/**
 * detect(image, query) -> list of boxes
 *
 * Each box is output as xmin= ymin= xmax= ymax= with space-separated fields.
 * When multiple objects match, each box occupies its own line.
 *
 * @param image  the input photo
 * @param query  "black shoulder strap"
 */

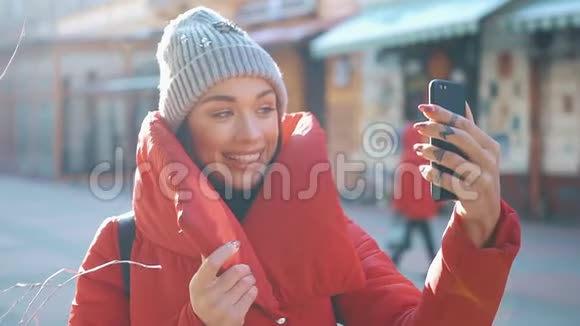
xmin=117 ymin=211 xmax=136 ymax=298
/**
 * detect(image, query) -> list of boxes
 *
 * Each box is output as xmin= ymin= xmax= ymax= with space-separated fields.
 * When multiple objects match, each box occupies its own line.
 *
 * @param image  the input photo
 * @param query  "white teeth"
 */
xmin=226 ymin=153 xmax=260 ymax=163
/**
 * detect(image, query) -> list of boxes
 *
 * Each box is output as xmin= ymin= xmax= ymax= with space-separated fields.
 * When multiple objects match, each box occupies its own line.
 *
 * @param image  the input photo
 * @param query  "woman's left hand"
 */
xmin=412 ymin=102 xmax=501 ymax=248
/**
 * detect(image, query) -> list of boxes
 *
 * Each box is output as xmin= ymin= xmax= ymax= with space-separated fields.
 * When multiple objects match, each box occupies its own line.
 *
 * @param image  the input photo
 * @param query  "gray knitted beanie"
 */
xmin=156 ymin=6 xmax=288 ymax=132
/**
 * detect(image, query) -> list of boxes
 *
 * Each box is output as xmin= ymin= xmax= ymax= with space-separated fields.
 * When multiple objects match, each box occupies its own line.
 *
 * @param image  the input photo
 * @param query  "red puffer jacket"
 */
xmin=69 ymin=111 xmax=521 ymax=326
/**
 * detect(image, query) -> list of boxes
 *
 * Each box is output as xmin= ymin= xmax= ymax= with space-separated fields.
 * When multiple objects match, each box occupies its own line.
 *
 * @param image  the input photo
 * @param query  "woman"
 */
xmin=389 ymin=121 xmax=442 ymax=267
xmin=69 ymin=7 xmax=521 ymax=326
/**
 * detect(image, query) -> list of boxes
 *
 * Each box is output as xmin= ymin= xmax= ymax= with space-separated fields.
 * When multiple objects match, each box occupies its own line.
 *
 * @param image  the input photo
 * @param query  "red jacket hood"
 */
xmin=132 ymin=111 xmax=366 ymax=318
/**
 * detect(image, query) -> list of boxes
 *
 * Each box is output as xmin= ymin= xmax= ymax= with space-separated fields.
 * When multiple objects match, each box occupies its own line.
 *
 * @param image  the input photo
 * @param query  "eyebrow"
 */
xmin=200 ymin=89 xmax=275 ymax=104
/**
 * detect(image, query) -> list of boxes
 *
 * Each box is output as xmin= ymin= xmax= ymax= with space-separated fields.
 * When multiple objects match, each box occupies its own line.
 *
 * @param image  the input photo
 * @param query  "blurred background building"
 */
xmin=1 ymin=0 xmax=579 ymax=221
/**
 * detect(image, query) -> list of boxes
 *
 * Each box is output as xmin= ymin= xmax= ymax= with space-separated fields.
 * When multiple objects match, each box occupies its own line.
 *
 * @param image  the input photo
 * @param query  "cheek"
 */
xmin=189 ymin=125 xmax=230 ymax=164
xmin=264 ymin=114 xmax=280 ymax=140
xmin=263 ymin=119 xmax=280 ymax=152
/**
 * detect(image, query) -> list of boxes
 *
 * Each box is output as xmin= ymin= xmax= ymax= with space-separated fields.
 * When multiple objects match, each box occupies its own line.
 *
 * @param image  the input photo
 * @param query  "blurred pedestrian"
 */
xmin=69 ymin=6 xmax=521 ymax=326
xmin=389 ymin=121 xmax=441 ymax=266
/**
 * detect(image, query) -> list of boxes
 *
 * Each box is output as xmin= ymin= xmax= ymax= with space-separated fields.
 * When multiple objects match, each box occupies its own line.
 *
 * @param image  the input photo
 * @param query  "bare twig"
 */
xmin=0 ymin=285 xmax=36 ymax=323
xmin=19 ymin=261 xmax=161 ymax=325
xmin=0 ymin=260 xmax=161 ymax=325
xmin=1 ymin=283 xmax=42 ymax=295
xmin=19 ymin=268 xmax=66 ymax=325
xmin=0 ymin=17 xmax=26 ymax=81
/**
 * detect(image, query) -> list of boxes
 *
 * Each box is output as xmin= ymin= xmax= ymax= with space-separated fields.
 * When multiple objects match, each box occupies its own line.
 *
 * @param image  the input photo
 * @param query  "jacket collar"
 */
xmin=133 ymin=111 xmax=365 ymax=317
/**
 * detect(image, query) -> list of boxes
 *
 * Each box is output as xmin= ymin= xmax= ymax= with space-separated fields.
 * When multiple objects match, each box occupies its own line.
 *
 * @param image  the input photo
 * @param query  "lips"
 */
xmin=224 ymin=152 xmax=261 ymax=163
xmin=223 ymin=150 xmax=264 ymax=170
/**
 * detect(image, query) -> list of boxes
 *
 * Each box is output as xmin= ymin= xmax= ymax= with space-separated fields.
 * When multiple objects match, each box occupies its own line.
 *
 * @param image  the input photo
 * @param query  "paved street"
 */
xmin=342 ymin=203 xmax=580 ymax=326
xmin=1 ymin=176 xmax=579 ymax=325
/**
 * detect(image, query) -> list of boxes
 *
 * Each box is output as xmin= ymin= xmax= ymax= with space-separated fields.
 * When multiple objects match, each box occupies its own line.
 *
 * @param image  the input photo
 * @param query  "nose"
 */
xmin=235 ymin=113 xmax=262 ymax=143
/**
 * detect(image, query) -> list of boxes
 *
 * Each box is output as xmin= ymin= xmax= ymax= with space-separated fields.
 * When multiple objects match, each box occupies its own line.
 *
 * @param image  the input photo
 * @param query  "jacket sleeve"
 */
xmin=333 ymin=199 xmax=521 ymax=326
xmin=68 ymin=217 xmax=204 ymax=326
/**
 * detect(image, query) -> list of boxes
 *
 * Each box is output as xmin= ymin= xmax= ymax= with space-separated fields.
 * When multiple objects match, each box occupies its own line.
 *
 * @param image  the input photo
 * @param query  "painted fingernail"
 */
xmin=413 ymin=144 xmax=424 ymax=152
xmin=413 ymin=122 xmax=428 ymax=129
xmin=418 ymin=104 xmax=435 ymax=112
xmin=230 ymin=240 xmax=240 ymax=249
xmin=419 ymin=165 xmax=428 ymax=174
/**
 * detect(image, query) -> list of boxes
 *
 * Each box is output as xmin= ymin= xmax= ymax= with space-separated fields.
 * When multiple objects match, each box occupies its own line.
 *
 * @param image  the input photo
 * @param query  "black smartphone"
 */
xmin=428 ymin=79 xmax=466 ymax=201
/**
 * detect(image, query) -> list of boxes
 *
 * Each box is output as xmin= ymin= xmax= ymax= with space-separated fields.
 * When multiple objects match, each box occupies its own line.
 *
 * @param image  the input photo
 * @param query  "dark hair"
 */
xmin=176 ymin=122 xmax=196 ymax=162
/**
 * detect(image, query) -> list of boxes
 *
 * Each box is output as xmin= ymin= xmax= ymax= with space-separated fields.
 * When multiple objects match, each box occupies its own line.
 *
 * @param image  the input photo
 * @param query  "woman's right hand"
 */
xmin=189 ymin=241 xmax=257 ymax=326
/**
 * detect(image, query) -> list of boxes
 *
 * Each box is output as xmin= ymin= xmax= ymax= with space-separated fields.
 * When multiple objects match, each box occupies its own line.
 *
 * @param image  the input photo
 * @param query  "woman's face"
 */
xmin=185 ymin=77 xmax=280 ymax=191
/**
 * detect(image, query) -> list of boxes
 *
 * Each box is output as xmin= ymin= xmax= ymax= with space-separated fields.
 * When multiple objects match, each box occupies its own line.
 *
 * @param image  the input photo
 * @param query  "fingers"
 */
xmin=413 ymin=121 xmax=494 ymax=169
xmin=212 ymin=264 xmax=252 ymax=294
xmin=465 ymin=102 xmax=475 ymax=122
xmin=419 ymin=103 xmax=498 ymax=153
xmin=190 ymin=241 xmax=257 ymax=326
xmin=196 ymin=240 xmax=240 ymax=285
xmin=419 ymin=164 xmax=482 ymax=201
xmin=223 ymin=274 xmax=257 ymax=306
xmin=233 ymin=285 xmax=258 ymax=318
xmin=210 ymin=267 xmax=256 ymax=324
xmin=464 ymin=102 xmax=501 ymax=159
xmin=414 ymin=143 xmax=466 ymax=172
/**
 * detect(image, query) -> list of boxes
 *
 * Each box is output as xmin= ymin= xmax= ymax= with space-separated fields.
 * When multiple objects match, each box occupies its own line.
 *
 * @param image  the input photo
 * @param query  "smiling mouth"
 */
xmin=223 ymin=151 xmax=263 ymax=164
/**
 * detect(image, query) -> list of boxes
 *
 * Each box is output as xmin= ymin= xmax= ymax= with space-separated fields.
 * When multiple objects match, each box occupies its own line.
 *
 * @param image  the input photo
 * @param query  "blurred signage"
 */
xmin=236 ymin=0 xmax=317 ymax=26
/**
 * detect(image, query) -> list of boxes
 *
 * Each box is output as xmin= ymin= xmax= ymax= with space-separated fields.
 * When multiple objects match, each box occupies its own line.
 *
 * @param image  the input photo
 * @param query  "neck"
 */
xmin=210 ymin=178 xmax=261 ymax=223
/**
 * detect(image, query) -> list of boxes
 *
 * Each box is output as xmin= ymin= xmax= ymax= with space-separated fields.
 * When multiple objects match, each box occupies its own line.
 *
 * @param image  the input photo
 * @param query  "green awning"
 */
xmin=503 ymin=0 xmax=580 ymax=33
xmin=310 ymin=0 xmax=509 ymax=58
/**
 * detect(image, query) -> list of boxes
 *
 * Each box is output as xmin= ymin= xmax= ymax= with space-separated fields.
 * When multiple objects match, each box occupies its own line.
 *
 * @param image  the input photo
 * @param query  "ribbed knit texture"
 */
xmin=156 ymin=6 xmax=288 ymax=132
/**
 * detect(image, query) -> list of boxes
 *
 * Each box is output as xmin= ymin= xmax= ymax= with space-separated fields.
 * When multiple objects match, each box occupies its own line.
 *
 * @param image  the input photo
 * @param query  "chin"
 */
xmin=231 ymin=172 xmax=263 ymax=192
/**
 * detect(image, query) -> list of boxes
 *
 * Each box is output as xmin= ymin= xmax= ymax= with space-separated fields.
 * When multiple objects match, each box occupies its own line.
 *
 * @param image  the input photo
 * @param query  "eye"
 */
xmin=211 ymin=110 xmax=233 ymax=120
xmin=257 ymin=106 xmax=276 ymax=115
